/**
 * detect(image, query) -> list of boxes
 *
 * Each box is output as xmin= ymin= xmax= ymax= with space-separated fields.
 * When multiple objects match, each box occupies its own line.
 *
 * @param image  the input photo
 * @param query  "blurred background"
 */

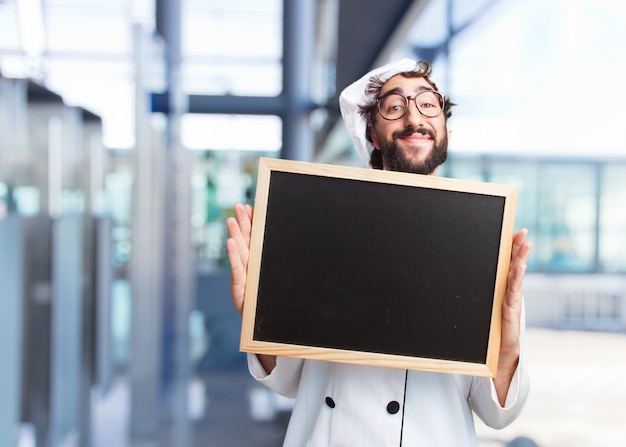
xmin=1 ymin=0 xmax=625 ymax=446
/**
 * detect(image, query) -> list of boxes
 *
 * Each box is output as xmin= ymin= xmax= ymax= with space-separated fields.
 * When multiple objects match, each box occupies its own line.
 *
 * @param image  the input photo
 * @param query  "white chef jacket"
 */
xmin=249 ymin=353 xmax=529 ymax=446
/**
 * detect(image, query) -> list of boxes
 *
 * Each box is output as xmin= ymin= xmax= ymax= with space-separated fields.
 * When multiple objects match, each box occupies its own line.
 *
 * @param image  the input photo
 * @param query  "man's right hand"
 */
xmin=226 ymin=203 xmax=278 ymax=374
xmin=226 ymin=202 xmax=253 ymax=316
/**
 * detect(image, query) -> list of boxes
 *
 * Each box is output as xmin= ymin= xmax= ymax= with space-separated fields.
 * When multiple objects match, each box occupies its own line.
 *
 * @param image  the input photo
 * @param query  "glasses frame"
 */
xmin=376 ymin=90 xmax=446 ymax=121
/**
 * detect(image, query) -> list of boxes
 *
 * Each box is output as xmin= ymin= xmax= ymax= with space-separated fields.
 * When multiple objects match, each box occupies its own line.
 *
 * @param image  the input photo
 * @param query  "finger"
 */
xmin=226 ymin=237 xmax=245 ymax=287
xmin=510 ymin=229 xmax=531 ymax=272
xmin=506 ymin=242 xmax=532 ymax=306
xmin=234 ymin=203 xmax=253 ymax=246
xmin=507 ymin=261 xmax=527 ymax=298
xmin=226 ymin=238 xmax=245 ymax=315
xmin=504 ymin=229 xmax=531 ymax=303
xmin=243 ymin=203 xmax=253 ymax=220
xmin=226 ymin=216 xmax=250 ymax=268
xmin=510 ymin=228 xmax=528 ymax=260
xmin=511 ymin=240 xmax=532 ymax=275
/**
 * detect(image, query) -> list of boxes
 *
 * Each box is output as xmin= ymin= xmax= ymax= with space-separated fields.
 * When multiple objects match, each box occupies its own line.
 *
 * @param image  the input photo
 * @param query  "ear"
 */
xmin=369 ymin=124 xmax=380 ymax=149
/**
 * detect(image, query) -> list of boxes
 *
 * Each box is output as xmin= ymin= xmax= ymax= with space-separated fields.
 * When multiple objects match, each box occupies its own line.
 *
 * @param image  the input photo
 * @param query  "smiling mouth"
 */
xmin=402 ymin=133 xmax=430 ymax=140
xmin=396 ymin=132 xmax=433 ymax=148
xmin=394 ymin=127 xmax=434 ymax=140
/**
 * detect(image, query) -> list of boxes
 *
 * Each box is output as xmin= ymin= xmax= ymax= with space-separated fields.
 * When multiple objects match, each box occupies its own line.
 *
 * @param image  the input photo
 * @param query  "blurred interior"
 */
xmin=1 ymin=0 xmax=625 ymax=446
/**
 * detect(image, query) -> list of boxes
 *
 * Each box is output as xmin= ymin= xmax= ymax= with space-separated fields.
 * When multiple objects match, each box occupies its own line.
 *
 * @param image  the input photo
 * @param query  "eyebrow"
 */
xmin=379 ymin=85 xmax=435 ymax=97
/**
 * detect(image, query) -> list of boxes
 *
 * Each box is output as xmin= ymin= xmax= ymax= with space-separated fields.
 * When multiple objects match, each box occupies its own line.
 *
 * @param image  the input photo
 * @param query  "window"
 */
xmin=535 ymin=164 xmax=597 ymax=272
xmin=599 ymin=164 xmax=626 ymax=272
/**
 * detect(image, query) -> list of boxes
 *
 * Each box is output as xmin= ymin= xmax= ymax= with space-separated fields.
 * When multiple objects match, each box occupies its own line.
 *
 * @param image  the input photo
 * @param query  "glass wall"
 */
xmin=600 ymin=164 xmax=626 ymax=272
xmin=190 ymin=149 xmax=278 ymax=271
xmin=536 ymin=163 xmax=597 ymax=272
xmin=441 ymin=157 xmax=626 ymax=274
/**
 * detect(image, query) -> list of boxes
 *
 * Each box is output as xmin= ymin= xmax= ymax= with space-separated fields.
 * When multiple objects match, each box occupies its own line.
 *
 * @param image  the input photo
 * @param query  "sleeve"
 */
xmin=247 ymin=353 xmax=305 ymax=398
xmin=469 ymin=299 xmax=531 ymax=429
xmin=469 ymin=351 xmax=530 ymax=429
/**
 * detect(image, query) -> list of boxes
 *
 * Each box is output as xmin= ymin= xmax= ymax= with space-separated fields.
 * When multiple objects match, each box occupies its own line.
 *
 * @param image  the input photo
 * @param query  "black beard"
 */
xmin=378 ymin=127 xmax=448 ymax=175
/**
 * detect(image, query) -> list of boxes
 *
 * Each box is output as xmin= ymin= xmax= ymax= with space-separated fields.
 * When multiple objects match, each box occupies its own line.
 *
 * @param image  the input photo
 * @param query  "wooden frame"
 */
xmin=240 ymin=157 xmax=518 ymax=377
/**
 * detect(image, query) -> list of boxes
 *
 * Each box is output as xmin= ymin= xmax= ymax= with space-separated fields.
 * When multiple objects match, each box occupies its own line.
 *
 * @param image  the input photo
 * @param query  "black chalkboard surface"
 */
xmin=240 ymin=158 xmax=518 ymax=377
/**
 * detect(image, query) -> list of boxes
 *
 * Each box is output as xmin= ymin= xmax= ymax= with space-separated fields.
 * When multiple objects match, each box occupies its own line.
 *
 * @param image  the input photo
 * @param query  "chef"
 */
xmin=226 ymin=58 xmax=532 ymax=446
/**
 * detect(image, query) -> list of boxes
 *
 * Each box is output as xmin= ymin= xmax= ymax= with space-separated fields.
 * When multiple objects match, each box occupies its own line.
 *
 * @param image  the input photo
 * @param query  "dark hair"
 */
xmin=357 ymin=60 xmax=455 ymax=169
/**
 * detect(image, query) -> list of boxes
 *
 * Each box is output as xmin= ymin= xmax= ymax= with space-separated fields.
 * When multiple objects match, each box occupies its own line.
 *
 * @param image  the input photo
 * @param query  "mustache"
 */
xmin=393 ymin=127 xmax=435 ymax=139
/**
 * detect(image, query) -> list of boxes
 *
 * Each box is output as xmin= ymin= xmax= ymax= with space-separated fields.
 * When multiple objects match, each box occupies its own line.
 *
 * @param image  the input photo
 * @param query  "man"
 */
xmin=226 ymin=58 xmax=532 ymax=446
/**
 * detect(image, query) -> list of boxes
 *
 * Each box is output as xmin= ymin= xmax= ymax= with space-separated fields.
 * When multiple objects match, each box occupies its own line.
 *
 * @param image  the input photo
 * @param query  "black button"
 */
xmin=387 ymin=401 xmax=400 ymax=414
xmin=325 ymin=396 xmax=336 ymax=408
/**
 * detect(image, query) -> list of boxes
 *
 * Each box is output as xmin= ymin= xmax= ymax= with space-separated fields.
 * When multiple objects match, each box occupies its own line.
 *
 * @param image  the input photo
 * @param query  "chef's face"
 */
xmin=370 ymin=75 xmax=450 ymax=175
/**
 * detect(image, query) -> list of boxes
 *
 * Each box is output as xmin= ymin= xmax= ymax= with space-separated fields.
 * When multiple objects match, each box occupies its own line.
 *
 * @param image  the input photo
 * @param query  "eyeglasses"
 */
xmin=376 ymin=90 xmax=445 ymax=120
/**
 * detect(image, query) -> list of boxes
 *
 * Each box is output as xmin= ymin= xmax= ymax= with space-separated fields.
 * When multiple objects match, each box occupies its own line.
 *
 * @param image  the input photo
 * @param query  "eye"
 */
xmin=381 ymin=94 xmax=406 ymax=112
xmin=417 ymin=91 xmax=442 ymax=110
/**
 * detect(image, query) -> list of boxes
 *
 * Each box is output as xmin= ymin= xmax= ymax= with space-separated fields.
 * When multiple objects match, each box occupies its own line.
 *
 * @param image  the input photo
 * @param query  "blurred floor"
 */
xmin=92 ymin=370 xmax=290 ymax=447
xmin=194 ymin=370 xmax=290 ymax=447
xmin=91 ymin=328 xmax=626 ymax=447
xmin=476 ymin=328 xmax=626 ymax=447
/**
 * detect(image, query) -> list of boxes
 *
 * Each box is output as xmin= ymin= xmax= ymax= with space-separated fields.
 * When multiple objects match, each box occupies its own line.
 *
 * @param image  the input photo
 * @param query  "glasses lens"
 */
xmin=415 ymin=91 xmax=444 ymax=117
xmin=378 ymin=91 xmax=445 ymax=120
xmin=378 ymin=93 xmax=407 ymax=120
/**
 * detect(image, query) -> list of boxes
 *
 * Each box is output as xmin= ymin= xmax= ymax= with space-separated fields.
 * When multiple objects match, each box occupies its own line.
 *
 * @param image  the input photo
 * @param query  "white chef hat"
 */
xmin=339 ymin=58 xmax=430 ymax=167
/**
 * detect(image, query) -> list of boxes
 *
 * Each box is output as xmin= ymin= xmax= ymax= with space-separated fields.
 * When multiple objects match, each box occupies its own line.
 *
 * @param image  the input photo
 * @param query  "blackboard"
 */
xmin=240 ymin=158 xmax=518 ymax=377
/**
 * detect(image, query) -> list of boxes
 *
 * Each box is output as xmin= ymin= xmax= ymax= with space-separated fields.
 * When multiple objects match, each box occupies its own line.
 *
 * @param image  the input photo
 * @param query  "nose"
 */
xmin=402 ymin=98 xmax=427 ymax=127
